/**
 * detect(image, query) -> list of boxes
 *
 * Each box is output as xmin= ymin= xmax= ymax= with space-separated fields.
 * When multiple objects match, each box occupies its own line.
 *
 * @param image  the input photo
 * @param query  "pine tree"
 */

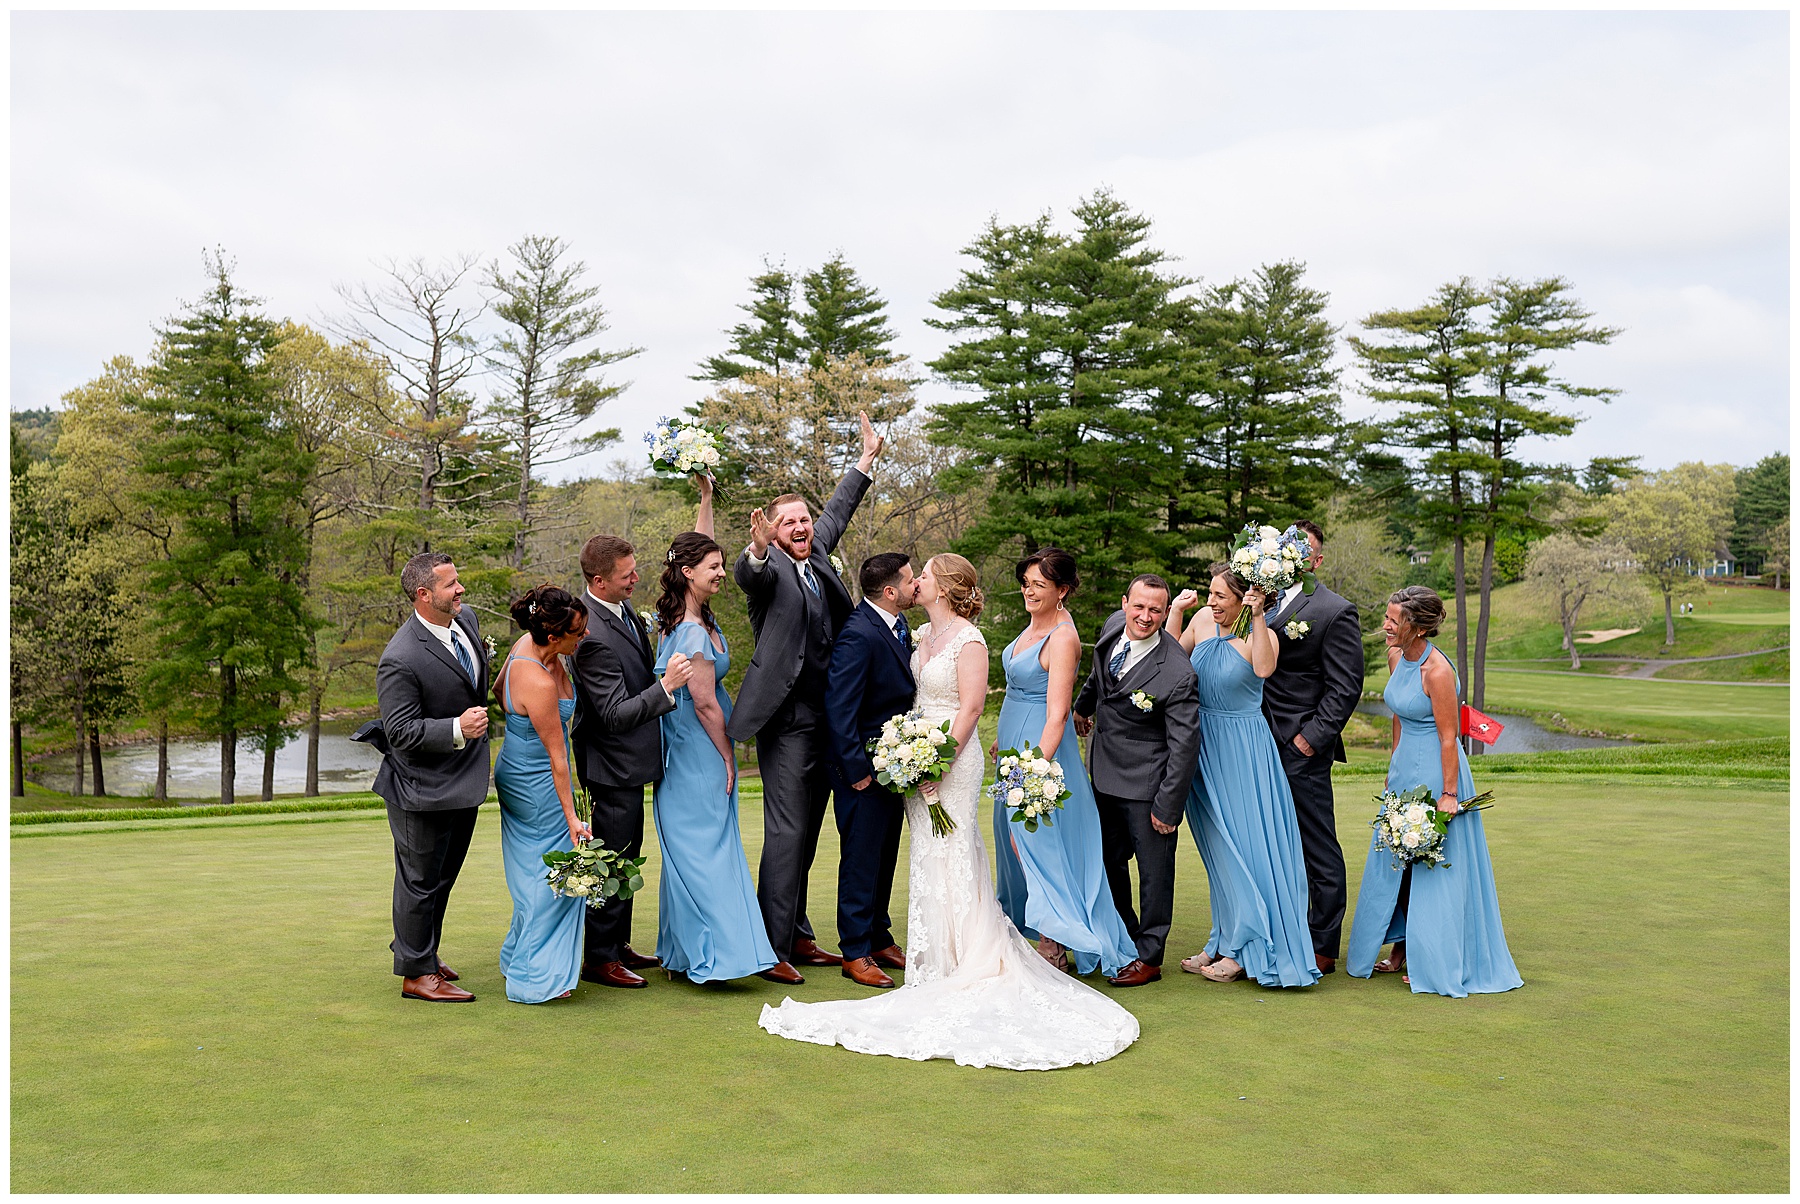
xmin=800 ymin=253 xmax=898 ymax=367
xmin=694 ymin=262 xmax=805 ymax=381
xmin=135 ymin=256 xmax=317 ymax=804
xmin=1730 ymin=453 xmax=1789 ymax=575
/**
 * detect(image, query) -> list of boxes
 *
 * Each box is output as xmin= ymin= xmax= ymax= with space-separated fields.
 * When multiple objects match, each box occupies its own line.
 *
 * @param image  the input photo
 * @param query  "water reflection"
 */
xmin=35 ymin=718 xmax=387 ymax=798
xmin=1356 ymin=702 xmax=1628 ymax=753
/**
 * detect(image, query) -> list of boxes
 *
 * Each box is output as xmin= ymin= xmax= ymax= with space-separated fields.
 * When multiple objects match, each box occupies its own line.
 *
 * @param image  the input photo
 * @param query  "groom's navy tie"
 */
xmin=1108 ymin=639 xmax=1129 ymax=678
xmin=895 ymin=613 xmax=910 ymax=648
xmin=452 ymin=631 xmax=478 ymax=688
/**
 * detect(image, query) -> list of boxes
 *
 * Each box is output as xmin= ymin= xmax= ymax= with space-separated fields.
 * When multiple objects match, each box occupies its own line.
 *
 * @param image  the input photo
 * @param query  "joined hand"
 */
xmin=1073 ymin=714 xmax=1093 ymax=738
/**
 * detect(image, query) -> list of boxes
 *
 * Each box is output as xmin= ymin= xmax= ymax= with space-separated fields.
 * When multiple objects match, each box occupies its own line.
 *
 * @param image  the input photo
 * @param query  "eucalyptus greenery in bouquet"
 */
xmin=991 ymin=745 xmax=1069 ymax=833
xmin=542 ymin=786 xmax=646 ymax=906
xmin=1370 ymin=784 xmax=1497 ymax=871
xmin=645 ymin=414 xmax=722 ymax=477
xmin=869 ymin=706 xmax=960 ymax=836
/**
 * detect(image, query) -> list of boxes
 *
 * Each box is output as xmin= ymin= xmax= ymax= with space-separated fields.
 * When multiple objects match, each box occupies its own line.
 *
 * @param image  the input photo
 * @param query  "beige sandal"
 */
xmin=1199 ymin=957 xmax=1245 ymax=983
xmin=1179 ymin=950 xmax=1220 ymax=975
xmin=1374 ymin=942 xmax=1406 ymax=974
xmin=1036 ymin=936 xmax=1069 ymax=973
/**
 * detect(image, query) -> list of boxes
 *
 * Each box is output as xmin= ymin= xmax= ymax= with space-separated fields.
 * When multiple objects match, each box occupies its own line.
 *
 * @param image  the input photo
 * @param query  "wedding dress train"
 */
xmin=758 ymin=623 xmax=1140 ymax=1070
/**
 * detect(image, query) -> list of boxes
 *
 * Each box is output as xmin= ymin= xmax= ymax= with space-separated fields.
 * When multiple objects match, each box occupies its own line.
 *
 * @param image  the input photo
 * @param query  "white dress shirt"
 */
xmin=864 ymin=599 xmax=906 ymax=642
xmin=1278 ymin=581 xmax=1305 ymax=620
xmin=743 ymin=466 xmax=873 ymax=579
xmin=1107 ymin=631 xmax=1159 ymax=678
xmin=416 ymin=612 xmax=475 ymax=748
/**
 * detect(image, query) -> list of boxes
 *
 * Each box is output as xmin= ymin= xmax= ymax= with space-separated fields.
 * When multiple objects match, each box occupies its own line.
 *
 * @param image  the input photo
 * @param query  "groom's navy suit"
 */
xmin=824 ymin=600 xmax=916 ymax=962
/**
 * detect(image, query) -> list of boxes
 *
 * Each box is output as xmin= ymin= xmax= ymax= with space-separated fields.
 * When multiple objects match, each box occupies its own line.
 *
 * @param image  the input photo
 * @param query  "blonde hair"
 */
xmin=927 ymin=553 xmax=985 ymax=620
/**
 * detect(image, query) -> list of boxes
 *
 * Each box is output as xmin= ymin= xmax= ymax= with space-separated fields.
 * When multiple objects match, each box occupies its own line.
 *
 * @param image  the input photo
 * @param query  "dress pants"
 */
xmin=754 ymin=694 xmax=831 ymax=960
xmin=1095 ymin=790 xmax=1178 ymax=967
xmin=388 ymin=802 xmax=480 ymax=977
xmin=582 ymin=781 xmax=647 ymax=965
xmin=833 ymin=780 xmax=904 ymax=961
xmin=1278 ymin=741 xmax=1347 ymax=960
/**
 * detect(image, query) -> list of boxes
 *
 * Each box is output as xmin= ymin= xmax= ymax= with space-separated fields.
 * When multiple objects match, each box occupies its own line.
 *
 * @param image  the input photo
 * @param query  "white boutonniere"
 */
xmin=829 ymin=552 xmax=845 ymax=575
xmin=1130 ymin=690 xmax=1155 ymax=713
xmin=1284 ymin=620 xmax=1311 ymax=640
xmin=482 ymin=635 xmax=497 ymax=658
xmin=638 ymin=609 xmax=655 ymax=629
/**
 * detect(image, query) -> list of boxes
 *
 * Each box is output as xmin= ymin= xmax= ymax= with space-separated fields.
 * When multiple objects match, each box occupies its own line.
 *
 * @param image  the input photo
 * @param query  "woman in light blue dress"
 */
xmin=993 ymin=547 xmax=1138 ymax=979
xmin=1165 ymin=566 xmax=1319 ymax=988
xmin=495 ymin=585 xmax=592 ymax=1004
xmin=649 ymin=485 xmax=786 ymax=985
xmin=1346 ymin=587 xmax=1522 ymax=998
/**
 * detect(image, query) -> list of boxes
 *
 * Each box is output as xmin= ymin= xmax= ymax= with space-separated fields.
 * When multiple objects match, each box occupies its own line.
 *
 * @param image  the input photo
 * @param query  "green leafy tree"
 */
xmin=1730 ymin=453 xmax=1789 ymax=575
xmin=135 ymin=256 xmax=318 ymax=804
xmin=800 ymin=254 xmax=898 ymax=368
xmin=694 ymin=262 xmax=805 ymax=381
xmin=486 ymin=234 xmax=637 ymax=573
xmin=1603 ymin=462 xmax=1737 ymax=646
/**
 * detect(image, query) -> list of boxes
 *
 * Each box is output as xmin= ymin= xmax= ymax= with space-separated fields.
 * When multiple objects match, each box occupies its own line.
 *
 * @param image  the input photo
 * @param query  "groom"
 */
xmin=728 ymin=412 xmax=885 ymax=983
xmin=824 ymin=554 xmax=919 ymax=989
xmin=1262 ymin=519 xmax=1364 ymax=975
xmin=1074 ymin=574 xmax=1201 ymax=988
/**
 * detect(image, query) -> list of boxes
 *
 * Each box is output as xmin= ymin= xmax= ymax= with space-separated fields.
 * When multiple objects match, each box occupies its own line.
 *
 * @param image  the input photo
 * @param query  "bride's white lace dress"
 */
xmin=758 ymin=622 xmax=1140 ymax=1070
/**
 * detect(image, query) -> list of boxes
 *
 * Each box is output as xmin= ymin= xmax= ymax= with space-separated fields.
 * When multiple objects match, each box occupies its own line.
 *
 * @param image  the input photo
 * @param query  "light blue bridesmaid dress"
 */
xmin=993 ymin=622 xmax=1138 ymax=978
xmin=1345 ymin=642 xmax=1523 ymax=997
xmin=1183 ymin=636 xmax=1320 ymax=987
xmin=652 ymin=621 xmax=778 ymax=983
xmin=495 ymin=656 xmax=584 ymax=1004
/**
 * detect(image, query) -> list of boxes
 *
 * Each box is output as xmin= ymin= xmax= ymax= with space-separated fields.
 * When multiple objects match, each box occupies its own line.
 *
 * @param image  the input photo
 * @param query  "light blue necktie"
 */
xmin=451 ymin=631 xmax=478 ymax=687
xmin=1109 ymin=639 xmax=1129 ymax=678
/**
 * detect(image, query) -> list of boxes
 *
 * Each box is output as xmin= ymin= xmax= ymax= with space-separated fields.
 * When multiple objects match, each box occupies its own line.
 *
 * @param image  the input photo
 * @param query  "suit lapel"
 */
xmin=1271 ymin=586 xmax=1311 ymax=632
xmin=865 ymin=604 xmax=913 ymax=677
xmin=600 ymin=601 xmax=651 ymax=669
xmin=1111 ymin=636 xmax=1167 ymax=696
xmin=417 ymin=616 xmax=474 ymax=690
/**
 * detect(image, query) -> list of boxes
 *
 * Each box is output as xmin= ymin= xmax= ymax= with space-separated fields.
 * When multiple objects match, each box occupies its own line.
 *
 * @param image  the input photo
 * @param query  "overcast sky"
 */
xmin=11 ymin=10 xmax=1789 ymax=481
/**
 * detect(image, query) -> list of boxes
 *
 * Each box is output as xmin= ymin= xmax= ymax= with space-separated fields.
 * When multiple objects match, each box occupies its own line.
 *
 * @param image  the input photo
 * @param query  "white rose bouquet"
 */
xmin=990 ymin=745 xmax=1070 ymax=834
xmin=1226 ymin=522 xmax=1317 ymax=637
xmin=645 ymin=415 xmax=723 ymax=477
xmin=543 ymin=841 xmax=647 ymax=908
xmin=868 ymin=706 xmax=960 ymax=836
xmin=1369 ymin=784 xmax=1497 ymax=870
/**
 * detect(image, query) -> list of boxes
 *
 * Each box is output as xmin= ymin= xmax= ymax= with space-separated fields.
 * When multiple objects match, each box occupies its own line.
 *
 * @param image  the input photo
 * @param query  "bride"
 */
xmin=758 ymin=553 xmax=1139 ymax=1070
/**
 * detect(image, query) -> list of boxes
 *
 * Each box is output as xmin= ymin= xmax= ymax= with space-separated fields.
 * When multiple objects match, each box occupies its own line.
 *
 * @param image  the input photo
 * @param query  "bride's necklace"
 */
xmin=920 ymin=615 xmax=964 ymax=661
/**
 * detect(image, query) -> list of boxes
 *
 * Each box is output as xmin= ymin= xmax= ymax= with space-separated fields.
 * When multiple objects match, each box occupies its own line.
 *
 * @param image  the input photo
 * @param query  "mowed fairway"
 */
xmin=12 ymin=774 xmax=1787 ymax=1192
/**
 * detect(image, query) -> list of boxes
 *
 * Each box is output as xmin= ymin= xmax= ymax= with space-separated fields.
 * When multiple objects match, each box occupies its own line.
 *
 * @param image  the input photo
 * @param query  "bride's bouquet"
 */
xmin=644 ymin=414 xmax=722 ymax=477
xmin=1370 ymin=784 xmax=1497 ymax=870
xmin=1226 ymin=523 xmax=1317 ymax=637
xmin=991 ymin=746 xmax=1069 ymax=833
xmin=543 ymin=841 xmax=647 ymax=908
xmin=869 ymin=707 xmax=959 ymax=836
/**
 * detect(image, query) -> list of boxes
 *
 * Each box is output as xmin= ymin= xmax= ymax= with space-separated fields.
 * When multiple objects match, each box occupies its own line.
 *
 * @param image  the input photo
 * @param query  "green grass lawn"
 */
xmin=1476 ymin=581 xmax=1787 ymax=665
xmin=12 ymin=756 xmax=1787 ymax=1192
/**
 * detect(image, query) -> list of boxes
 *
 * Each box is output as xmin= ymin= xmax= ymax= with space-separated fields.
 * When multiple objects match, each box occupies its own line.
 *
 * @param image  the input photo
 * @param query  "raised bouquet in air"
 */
xmin=645 ymin=415 xmax=722 ymax=476
xmin=991 ymin=745 xmax=1070 ymax=833
xmin=1226 ymin=523 xmax=1317 ymax=637
xmin=1370 ymin=784 xmax=1497 ymax=870
xmin=543 ymin=841 xmax=647 ymax=908
xmin=869 ymin=706 xmax=959 ymax=836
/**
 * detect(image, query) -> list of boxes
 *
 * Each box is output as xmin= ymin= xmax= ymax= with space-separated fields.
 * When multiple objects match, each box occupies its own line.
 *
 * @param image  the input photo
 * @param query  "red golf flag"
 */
xmin=1460 ymin=704 xmax=1505 ymax=746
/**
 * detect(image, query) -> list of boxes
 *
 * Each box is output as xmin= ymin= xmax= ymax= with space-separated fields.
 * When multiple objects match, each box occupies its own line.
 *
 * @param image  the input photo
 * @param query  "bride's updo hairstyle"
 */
xmin=656 ymin=531 xmax=724 ymax=636
xmin=1207 ymin=561 xmax=1247 ymax=601
xmin=928 ymin=553 xmax=984 ymax=620
xmin=511 ymin=584 xmax=585 ymax=645
xmin=1388 ymin=585 xmax=1446 ymax=638
xmin=1016 ymin=546 xmax=1078 ymax=603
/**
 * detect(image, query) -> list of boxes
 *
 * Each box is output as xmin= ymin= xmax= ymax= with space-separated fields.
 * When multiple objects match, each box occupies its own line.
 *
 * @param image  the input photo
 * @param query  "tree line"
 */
xmin=10 ymin=190 xmax=1789 ymax=798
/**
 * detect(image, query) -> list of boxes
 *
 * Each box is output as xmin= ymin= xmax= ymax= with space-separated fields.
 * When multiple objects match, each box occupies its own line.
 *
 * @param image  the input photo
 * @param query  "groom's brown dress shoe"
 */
xmin=842 ymin=956 xmax=896 ymax=989
xmin=870 ymin=944 xmax=906 ymax=970
xmin=402 ymin=973 xmax=475 ymax=1002
xmin=436 ymin=960 xmax=459 ymax=981
xmin=582 ymin=961 xmax=648 ymax=989
xmin=621 ymin=946 xmax=662 ymax=970
xmin=758 ymin=961 xmax=805 ymax=985
xmin=1315 ymin=954 xmax=1337 ymax=975
xmin=1106 ymin=959 xmax=1161 ymax=988
xmin=790 ymin=937 xmax=843 ymax=967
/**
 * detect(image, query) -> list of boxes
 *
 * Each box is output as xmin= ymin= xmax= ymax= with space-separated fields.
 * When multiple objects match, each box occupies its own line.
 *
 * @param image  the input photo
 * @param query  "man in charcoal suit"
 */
xmin=1261 ymin=519 xmax=1365 ymax=975
xmin=1074 ymin=573 xmax=1202 ymax=988
xmin=726 ymin=412 xmax=885 ymax=984
xmin=570 ymin=534 xmax=694 ymax=989
xmin=372 ymin=552 xmax=493 ymax=1003
xmin=823 ymin=553 xmax=919 ymax=989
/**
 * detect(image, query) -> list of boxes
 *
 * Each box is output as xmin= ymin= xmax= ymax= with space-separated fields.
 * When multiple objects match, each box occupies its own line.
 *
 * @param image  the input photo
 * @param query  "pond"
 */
xmin=35 ymin=718 xmax=388 ymax=799
xmin=1355 ymin=702 xmax=1629 ymax=753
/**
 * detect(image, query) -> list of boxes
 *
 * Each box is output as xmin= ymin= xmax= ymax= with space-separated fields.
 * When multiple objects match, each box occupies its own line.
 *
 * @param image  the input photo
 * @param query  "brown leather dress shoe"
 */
xmin=436 ymin=960 xmax=459 ymax=981
xmin=841 ymin=956 xmax=896 ymax=989
xmin=790 ymin=937 xmax=843 ymax=967
xmin=870 ymin=944 xmax=906 ymax=970
xmin=402 ymin=972 xmax=475 ymax=1002
xmin=621 ymin=946 xmax=662 ymax=970
xmin=581 ymin=961 xmax=648 ymax=989
xmin=1106 ymin=959 xmax=1162 ymax=987
xmin=1315 ymin=953 xmax=1337 ymax=975
xmin=757 ymin=961 xmax=805 ymax=985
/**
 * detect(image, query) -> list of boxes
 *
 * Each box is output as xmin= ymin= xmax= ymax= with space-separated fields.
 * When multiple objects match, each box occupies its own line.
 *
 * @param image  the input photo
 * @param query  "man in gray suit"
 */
xmin=570 ymin=533 xmax=693 ymax=989
xmin=1074 ymin=573 xmax=1201 ymax=988
xmin=726 ymin=412 xmax=884 ymax=983
xmin=373 ymin=553 xmax=493 ymax=1003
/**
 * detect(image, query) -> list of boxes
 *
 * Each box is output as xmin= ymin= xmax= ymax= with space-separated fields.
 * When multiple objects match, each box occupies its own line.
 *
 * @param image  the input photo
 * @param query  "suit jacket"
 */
xmin=571 ymin=593 xmax=675 ymax=789
xmin=1074 ymin=610 xmax=1202 ymax=828
xmin=823 ymin=602 xmax=918 ymax=789
xmin=725 ymin=467 xmax=872 ymax=744
xmin=1261 ymin=583 xmax=1364 ymax=763
xmin=373 ymin=609 xmax=492 ymax=812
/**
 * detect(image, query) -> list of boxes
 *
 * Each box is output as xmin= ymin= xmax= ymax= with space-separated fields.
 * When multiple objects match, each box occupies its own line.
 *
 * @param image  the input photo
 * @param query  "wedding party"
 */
xmin=11 ymin=9 xmax=1785 ymax=1194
